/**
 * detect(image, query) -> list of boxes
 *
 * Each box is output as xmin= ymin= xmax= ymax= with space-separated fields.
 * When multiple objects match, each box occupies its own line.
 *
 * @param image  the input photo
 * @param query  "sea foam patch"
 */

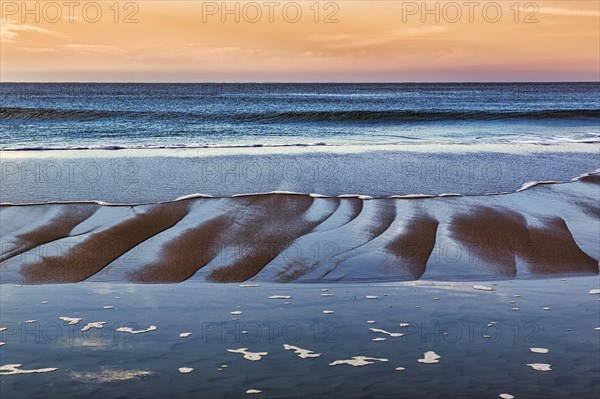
xmin=369 ymin=328 xmax=404 ymax=338
xmin=227 ymin=348 xmax=268 ymax=361
xmin=81 ymin=322 xmax=106 ymax=332
xmin=283 ymin=344 xmax=321 ymax=359
xmin=473 ymin=285 xmax=495 ymax=292
xmin=530 ymin=348 xmax=549 ymax=354
xmin=116 ymin=326 xmax=157 ymax=334
xmin=0 ymin=364 xmax=58 ymax=375
xmin=418 ymin=351 xmax=441 ymax=364
xmin=329 ymin=356 xmax=388 ymax=367
xmin=527 ymin=363 xmax=552 ymax=371
xmin=59 ymin=317 xmax=82 ymax=325
xmin=70 ymin=368 xmax=152 ymax=382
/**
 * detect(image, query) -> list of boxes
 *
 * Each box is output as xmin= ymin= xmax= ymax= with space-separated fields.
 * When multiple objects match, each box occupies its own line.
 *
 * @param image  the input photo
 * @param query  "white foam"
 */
xmin=24 ymin=320 xmax=36 ymax=323
xmin=320 ymin=293 xmax=334 ymax=297
xmin=116 ymin=325 xmax=157 ymax=334
xmin=367 ymin=321 xmax=376 ymax=324
xmin=369 ymin=328 xmax=404 ymax=338
xmin=70 ymin=368 xmax=152 ymax=382
xmin=283 ymin=344 xmax=321 ymax=359
xmin=512 ymin=308 xmax=520 ymax=311
xmin=365 ymin=295 xmax=379 ymax=299
xmin=269 ymin=295 xmax=291 ymax=299
xmin=517 ymin=180 xmax=559 ymax=192
xmin=322 ymin=310 xmax=334 ymax=314
xmin=102 ymin=306 xmax=114 ymax=309
xmin=0 ymin=328 xmax=7 ymax=332
xmin=246 ymin=389 xmax=262 ymax=394
xmin=588 ymin=289 xmax=600 ymax=295
xmin=239 ymin=284 xmax=260 ymax=288
xmin=227 ymin=348 xmax=268 ymax=361
xmin=542 ymin=307 xmax=551 ymax=310
xmin=81 ymin=322 xmax=106 ymax=332
xmin=230 ymin=311 xmax=242 ymax=315
xmin=399 ymin=323 xmax=410 ymax=327
xmin=178 ymin=367 xmax=194 ymax=374
xmin=395 ymin=367 xmax=406 ymax=371
xmin=179 ymin=332 xmax=192 ymax=338
xmin=530 ymin=348 xmax=549 ymax=354
xmin=329 ymin=356 xmax=389 ymax=367
xmin=499 ymin=394 xmax=514 ymax=399
xmin=418 ymin=351 xmax=441 ymax=364
xmin=41 ymin=301 xmax=48 ymax=304
xmin=372 ymin=338 xmax=387 ymax=342
xmin=59 ymin=317 xmax=82 ymax=325
xmin=0 ymin=364 xmax=58 ymax=375
xmin=472 ymin=285 xmax=495 ymax=292
xmin=527 ymin=363 xmax=552 ymax=371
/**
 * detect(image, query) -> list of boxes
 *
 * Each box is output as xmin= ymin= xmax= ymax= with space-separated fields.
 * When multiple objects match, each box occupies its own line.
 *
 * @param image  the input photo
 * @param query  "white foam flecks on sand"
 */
xmin=24 ymin=320 xmax=36 ymax=323
xmin=178 ymin=367 xmax=194 ymax=374
xmin=530 ymin=348 xmax=549 ymax=354
xmin=239 ymin=284 xmax=260 ymax=288
xmin=512 ymin=308 xmax=520 ymax=311
xmin=527 ymin=363 xmax=552 ymax=371
xmin=320 ymin=293 xmax=334 ymax=297
xmin=589 ymin=289 xmax=600 ymax=295
xmin=81 ymin=322 xmax=106 ymax=332
xmin=179 ymin=332 xmax=192 ymax=338
xmin=369 ymin=328 xmax=404 ymax=338
xmin=323 ymin=310 xmax=334 ymax=314
xmin=0 ymin=364 xmax=58 ymax=375
xmin=116 ymin=325 xmax=157 ymax=334
xmin=418 ymin=351 xmax=441 ymax=364
xmin=227 ymin=348 xmax=268 ymax=361
xmin=70 ymin=368 xmax=152 ymax=382
xmin=367 ymin=321 xmax=376 ymax=324
xmin=102 ymin=306 xmax=114 ymax=309
xmin=329 ymin=356 xmax=389 ymax=367
xmin=41 ymin=301 xmax=48 ymax=304
xmin=499 ymin=394 xmax=515 ymax=399
xmin=246 ymin=389 xmax=262 ymax=394
xmin=269 ymin=295 xmax=291 ymax=299
xmin=473 ymin=285 xmax=495 ymax=292
xmin=542 ymin=307 xmax=551 ymax=310
xmin=365 ymin=295 xmax=379 ymax=299
xmin=283 ymin=344 xmax=321 ymax=359
xmin=59 ymin=317 xmax=82 ymax=325
xmin=230 ymin=311 xmax=242 ymax=315
xmin=372 ymin=338 xmax=387 ymax=342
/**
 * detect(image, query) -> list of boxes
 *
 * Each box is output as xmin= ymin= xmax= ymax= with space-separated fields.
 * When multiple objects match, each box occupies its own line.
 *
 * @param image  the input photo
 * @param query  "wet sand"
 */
xmin=1 ymin=175 xmax=598 ymax=284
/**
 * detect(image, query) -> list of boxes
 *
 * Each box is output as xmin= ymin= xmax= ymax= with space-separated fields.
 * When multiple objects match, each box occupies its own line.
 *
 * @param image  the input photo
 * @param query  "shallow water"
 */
xmin=1 ymin=278 xmax=598 ymax=398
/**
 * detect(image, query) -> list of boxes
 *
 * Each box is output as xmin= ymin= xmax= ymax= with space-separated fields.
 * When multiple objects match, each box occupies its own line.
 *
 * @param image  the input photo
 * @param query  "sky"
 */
xmin=1 ymin=1 xmax=599 ymax=82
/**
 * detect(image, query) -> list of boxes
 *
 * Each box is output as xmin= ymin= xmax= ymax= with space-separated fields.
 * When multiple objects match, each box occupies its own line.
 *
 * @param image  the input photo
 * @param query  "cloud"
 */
xmin=0 ymin=19 xmax=67 ymax=42
xmin=535 ymin=7 xmax=600 ymax=17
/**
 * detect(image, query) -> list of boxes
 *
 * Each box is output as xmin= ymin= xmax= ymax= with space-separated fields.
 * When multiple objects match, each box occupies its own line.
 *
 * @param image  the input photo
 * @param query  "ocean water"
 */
xmin=1 ymin=83 xmax=599 ymax=150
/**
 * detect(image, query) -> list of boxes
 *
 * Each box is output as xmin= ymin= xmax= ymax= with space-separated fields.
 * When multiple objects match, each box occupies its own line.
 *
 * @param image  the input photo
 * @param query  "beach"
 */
xmin=1 ymin=83 xmax=599 ymax=398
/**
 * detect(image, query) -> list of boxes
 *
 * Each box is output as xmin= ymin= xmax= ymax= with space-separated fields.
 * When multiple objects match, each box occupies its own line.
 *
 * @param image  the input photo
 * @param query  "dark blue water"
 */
xmin=1 ymin=83 xmax=599 ymax=149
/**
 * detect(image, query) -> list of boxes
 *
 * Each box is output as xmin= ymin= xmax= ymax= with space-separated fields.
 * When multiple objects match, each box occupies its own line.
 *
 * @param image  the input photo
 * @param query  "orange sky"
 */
xmin=1 ymin=1 xmax=599 ymax=81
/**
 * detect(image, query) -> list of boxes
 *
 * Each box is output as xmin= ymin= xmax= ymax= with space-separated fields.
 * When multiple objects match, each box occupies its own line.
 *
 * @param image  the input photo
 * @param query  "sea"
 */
xmin=1 ymin=82 xmax=599 ymax=150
